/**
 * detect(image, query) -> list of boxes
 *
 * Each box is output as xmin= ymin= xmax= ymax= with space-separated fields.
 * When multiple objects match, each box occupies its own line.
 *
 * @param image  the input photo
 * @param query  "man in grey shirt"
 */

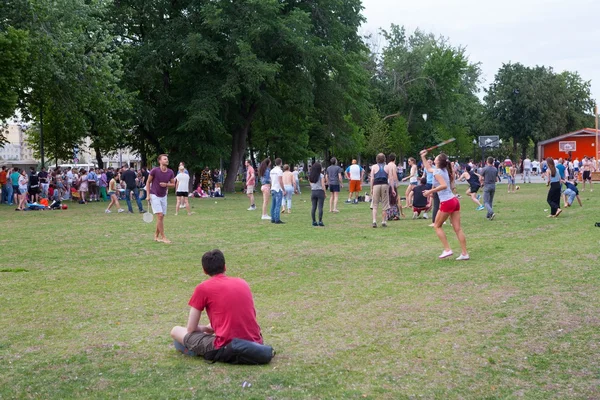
xmin=480 ymin=157 xmax=497 ymax=220
xmin=325 ymin=157 xmax=344 ymax=213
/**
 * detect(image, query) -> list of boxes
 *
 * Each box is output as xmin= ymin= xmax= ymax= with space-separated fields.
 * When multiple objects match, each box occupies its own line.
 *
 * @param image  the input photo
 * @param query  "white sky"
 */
xmin=361 ymin=0 xmax=600 ymax=102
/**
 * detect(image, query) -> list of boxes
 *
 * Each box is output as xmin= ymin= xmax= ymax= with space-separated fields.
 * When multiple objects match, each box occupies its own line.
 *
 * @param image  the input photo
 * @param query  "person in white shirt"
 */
xmin=269 ymin=158 xmax=286 ymax=224
xmin=573 ymin=158 xmax=580 ymax=180
xmin=174 ymin=165 xmax=192 ymax=215
xmin=532 ymin=159 xmax=540 ymax=176
xmin=522 ymin=157 xmax=532 ymax=183
xmin=345 ymin=159 xmax=364 ymax=204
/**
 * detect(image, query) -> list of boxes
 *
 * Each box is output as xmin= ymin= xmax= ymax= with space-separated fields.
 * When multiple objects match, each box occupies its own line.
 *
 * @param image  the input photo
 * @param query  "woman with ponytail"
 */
xmin=421 ymin=150 xmax=469 ymax=260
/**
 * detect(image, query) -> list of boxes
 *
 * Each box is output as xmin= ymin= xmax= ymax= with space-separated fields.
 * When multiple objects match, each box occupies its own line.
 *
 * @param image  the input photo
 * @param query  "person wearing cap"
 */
xmin=345 ymin=159 xmax=364 ymax=204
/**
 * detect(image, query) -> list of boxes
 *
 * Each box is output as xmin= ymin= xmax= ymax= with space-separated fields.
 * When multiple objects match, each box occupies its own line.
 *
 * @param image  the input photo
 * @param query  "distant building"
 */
xmin=538 ymin=128 xmax=599 ymax=161
xmin=0 ymin=123 xmax=36 ymax=164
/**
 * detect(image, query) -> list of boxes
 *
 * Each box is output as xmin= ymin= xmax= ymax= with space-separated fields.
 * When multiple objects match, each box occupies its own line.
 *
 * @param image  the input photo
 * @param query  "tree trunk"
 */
xmin=512 ymin=140 xmax=518 ymax=161
xmin=224 ymin=102 xmax=259 ymax=192
xmin=94 ymin=145 xmax=104 ymax=169
xmin=521 ymin=143 xmax=528 ymax=162
xmin=248 ymin=126 xmax=256 ymax=168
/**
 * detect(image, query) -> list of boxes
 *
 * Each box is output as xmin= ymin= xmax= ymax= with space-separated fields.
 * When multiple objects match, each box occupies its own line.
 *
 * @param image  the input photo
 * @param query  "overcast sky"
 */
xmin=361 ymin=0 xmax=600 ymax=102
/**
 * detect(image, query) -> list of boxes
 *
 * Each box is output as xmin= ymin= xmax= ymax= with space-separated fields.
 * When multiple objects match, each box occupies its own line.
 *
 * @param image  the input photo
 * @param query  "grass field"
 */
xmin=1 ymin=182 xmax=599 ymax=399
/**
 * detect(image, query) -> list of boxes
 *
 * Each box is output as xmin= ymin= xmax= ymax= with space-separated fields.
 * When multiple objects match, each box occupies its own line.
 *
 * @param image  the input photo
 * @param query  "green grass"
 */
xmin=1 ymin=183 xmax=599 ymax=399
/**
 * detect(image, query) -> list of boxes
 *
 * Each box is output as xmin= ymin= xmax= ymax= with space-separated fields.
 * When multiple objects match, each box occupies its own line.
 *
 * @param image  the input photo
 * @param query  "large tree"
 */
xmin=484 ymin=63 xmax=595 ymax=160
xmin=373 ymin=25 xmax=482 ymax=161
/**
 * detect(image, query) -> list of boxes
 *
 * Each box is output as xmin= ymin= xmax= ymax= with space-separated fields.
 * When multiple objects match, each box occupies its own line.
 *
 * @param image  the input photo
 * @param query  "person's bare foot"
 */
xmin=158 ymin=238 xmax=172 ymax=244
xmin=555 ymin=208 xmax=562 ymax=217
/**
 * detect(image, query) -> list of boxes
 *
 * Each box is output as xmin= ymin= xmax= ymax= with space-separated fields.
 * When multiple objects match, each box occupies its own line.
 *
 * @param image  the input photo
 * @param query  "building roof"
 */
xmin=538 ymin=128 xmax=599 ymax=146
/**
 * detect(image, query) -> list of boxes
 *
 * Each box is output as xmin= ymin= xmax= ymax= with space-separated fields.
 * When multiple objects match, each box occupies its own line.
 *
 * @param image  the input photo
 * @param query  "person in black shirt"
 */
xmin=106 ymin=167 xmax=114 ymax=183
xmin=411 ymin=177 xmax=431 ymax=219
xmin=38 ymin=167 xmax=49 ymax=198
xmin=28 ymin=167 xmax=40 ymax=202
xmin=121 ymin=164 xmax=146 ymax=213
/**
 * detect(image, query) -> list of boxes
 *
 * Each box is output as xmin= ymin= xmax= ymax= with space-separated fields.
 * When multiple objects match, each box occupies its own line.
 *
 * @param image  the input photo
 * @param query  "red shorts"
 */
xmin=439 ymin=197 xmax=460 ymax=213
xmin=349 ymin=180 xmax=362 ymax=193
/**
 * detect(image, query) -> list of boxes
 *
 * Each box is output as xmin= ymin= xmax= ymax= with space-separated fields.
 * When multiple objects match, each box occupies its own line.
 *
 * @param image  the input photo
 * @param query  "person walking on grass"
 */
xmin=420 ymin=150 xmax=469 ymax=261
xmin=345 ymin=159 xmax=364 ymax=204
xmin=105 ymin=172 xmax=125 ymax=214
xmin=122 ymin=164 xmax=146 ymax=214
xmin=369 ymin=153 xmax=393 ymax=228
xmin=402 ymin=157 xmax=419 ymax=207
xmin=522 ymin=157 xmax=532 ymax=183
xmin=325 ymin=157 xmax=343 ymax=213
xmin=282 ymin=164 xmax=297 ymax=214
xmin=309 ymin=162 xmax=326 ymax=226
xmin=269 ymin=158 xmax=286 ymax=224
xmin=507 ymin=162 xmax=517 ymax=193
xmin=146 ymin=154 xmax=176 ymax=243
xmin=546 ymin=157 xmax=563 ymax=218
xmin=258 ymin=158 xmax=272 ymax=220
xmin=458 ymin=165 xmax=484 ymax=210
xmin=174 ymin=164 xmax=192 ymax=216
xmin=17 ymin=169 xmax=28 ymax=211
xmin=581 ymin=156 xmax=593 ymax=192
xmin=293 ymin=166 xmax=301 ymax=195
xmin=386 ymin=153 xmax=403 ymax=217
xmin=245 ymin=160 xmax=256 ymax=211
xmin=480 ymin=157 xmax=498 ymax=220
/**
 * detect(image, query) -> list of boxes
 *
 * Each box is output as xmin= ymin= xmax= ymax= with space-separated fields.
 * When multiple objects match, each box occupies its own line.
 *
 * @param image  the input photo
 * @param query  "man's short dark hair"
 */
xmin=388 ymin=153 xmax=396 ymax=162
xmin=274 ymin=158 xmax=282 ymax=166
xmin=158 ymin=154 xmax=168 ymax=161
xmin=420 ymin=177 xmax=427 ymax=185
xmin=202 ymin=249 xmax=226 ymax=276
xmin=487 ymin=157 xmax=494 ymax=165
xmin=330 ymin=157 xmax=337 ymax=165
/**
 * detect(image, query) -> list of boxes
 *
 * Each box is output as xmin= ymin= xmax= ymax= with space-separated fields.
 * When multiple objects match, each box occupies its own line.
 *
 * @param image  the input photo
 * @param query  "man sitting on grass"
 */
xmin=170 ymin=249 xmax=264 ymax=357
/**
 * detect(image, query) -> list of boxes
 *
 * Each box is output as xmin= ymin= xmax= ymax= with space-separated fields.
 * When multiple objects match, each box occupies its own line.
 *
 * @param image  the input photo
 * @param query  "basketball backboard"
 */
xmin=478 ymin=135 xmax=500 ymax=148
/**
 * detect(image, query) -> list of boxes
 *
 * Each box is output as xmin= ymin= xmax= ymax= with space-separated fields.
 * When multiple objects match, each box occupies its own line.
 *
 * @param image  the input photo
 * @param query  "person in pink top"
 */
xmin=245 ymin=159 xmax=256 ymax=211
xmin=145 ymin=154 xmax=175 ymax=243
xmin=170 ymin=249 xmax=264 ymax=357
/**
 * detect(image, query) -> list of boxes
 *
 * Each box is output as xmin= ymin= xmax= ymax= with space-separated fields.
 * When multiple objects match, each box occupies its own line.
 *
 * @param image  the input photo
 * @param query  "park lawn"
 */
xmin=0 ymin=183 xmax=599 ymax=399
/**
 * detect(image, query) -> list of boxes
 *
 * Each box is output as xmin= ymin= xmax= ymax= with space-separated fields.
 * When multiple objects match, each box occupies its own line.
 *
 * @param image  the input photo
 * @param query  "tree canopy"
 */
xmin=0 ymin=1 xmax=595 ymax=176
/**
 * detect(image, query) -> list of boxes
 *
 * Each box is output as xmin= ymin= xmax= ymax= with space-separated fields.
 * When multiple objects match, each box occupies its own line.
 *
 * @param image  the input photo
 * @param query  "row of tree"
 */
xmin=1 ymin=0 xmax=595 ymax=191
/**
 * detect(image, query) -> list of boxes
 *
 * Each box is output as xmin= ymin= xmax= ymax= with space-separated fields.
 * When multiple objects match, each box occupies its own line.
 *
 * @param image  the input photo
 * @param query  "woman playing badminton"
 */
xmin=420 ymin=149 xmax=469 ymax=260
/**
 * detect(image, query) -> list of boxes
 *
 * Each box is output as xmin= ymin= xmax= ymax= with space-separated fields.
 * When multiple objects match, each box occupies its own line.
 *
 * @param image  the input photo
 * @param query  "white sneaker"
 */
xmin=261 ymin=215 xmax=271 ymax=220
xmin=423 ymin=213 xmax=428 ymax=219
xmin=247 ymin=206 xmax=256 ymax=211
xmin=456 ymin=254 xmax=470 ymax=261
xmin=105 ymin=209 xmax=111 ymax=214
xmin=438 ymin=250 xmax=454 ymax=259
xmin=117 ymin=209 xmax=124 ymax=213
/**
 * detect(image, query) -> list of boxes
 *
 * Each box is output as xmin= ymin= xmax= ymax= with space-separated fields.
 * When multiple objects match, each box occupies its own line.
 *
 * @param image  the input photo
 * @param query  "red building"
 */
xmin=538 ymin=128 xmax=599 ymax=161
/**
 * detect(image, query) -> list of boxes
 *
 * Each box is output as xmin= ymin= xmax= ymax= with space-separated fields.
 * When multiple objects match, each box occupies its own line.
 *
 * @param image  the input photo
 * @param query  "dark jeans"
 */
xmin=547 ymin=181 xmax=561 ymax=215
xmin=125 ymin=187 xmax=144 ymax=212
xmin=1 ymin=184 xmax=9 ymax=204
xmin=311 ymin=190 xmax=325 ymax=222
xmin=432 ymin=192 xmax=439 ymax=223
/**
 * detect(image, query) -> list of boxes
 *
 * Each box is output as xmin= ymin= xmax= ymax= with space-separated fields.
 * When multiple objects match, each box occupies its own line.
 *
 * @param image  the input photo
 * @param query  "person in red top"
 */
xmin=170 ymin=249 xmax=263 ymax=356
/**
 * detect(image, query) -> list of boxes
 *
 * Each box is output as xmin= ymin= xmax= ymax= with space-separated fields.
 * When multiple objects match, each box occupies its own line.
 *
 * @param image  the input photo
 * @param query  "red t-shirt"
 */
xmin=188 ymin=274 xmax=263 ymax=349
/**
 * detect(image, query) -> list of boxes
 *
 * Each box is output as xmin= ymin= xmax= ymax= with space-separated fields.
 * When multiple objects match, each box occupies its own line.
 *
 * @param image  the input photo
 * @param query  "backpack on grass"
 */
xmin=204 ymin=338 xmax=275 ymax=365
